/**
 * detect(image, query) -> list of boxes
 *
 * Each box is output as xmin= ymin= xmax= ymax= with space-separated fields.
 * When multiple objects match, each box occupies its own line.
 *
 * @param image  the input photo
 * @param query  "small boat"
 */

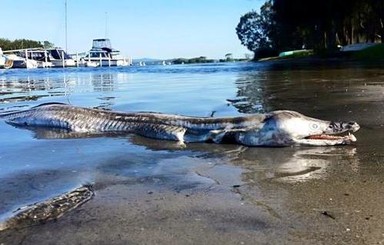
xmin=2 ymin=48 xmax=42 ymax=69
xmin=3 ymin=48 xmax=54 ymax=68
xmin=23 ymin=49 xmax=53 ymax=68
xmin=47 ymin=48 xmax=76 ymax=67
xmin=81 ymin=38 xmax=130 ymax=67
xmin=4 ymin=54 xmax=38 ymax=69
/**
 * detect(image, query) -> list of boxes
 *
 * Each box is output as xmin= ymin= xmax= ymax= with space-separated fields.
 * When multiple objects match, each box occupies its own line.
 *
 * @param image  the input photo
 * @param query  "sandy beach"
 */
xmin=1 ymin=144 xmax=384 ymax=245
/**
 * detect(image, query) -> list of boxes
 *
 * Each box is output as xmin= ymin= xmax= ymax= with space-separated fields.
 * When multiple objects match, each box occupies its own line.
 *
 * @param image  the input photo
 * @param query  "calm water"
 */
xmin=0 ymin=61 xmax=383 ymax=222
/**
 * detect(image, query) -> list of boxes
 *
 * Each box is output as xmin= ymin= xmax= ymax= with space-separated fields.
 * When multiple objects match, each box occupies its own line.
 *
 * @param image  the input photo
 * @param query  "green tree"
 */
xmin=271 ymin=0 xmax=383 ymax=50
xmin=238 ymin=0 xmax=384 ymax=55
xmin=236 ymin=1 xmax=278 ymax=59
xmin=0 ymin=38 xmax=49 ymax=50
xmin=43 ymin=41 xmax=55 ymax=49
xmin=236 ymin=10 xmax=270 ymax=53
xmin=225 ymin=53 xmax=233 ymax=61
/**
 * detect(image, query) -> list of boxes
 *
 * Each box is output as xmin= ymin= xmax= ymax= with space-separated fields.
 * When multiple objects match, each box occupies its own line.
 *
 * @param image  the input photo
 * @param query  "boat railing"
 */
xmin=1 ymin=47 xmax=132 ymax=69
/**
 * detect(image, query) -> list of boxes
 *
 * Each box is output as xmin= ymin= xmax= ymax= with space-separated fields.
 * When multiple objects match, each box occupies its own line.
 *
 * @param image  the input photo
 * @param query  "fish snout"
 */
xmin=328 ymin=121 xmax=360 ymax=133
xmin=347 ymin=121 xmax=360 ymax=132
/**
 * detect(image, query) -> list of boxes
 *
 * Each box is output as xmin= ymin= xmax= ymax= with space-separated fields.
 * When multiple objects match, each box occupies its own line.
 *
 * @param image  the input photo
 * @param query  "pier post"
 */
xmin=45 ymin=50 xmax=48 ymax=68
xmin=25 ymin=49 xmax=28 ymax=68
xmin=62 ymin=50 xmax=65 ymax=68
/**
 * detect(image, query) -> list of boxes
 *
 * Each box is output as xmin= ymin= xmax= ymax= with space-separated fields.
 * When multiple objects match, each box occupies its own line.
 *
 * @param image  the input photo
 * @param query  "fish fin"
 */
xmin=135 ymin=124 xmax=186 ymax=142
xmin=209 ymin=128 xmax=248 ymax=144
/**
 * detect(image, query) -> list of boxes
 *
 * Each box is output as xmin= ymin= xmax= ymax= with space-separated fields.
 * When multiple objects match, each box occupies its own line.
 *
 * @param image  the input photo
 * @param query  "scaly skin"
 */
xmin=0 ymin=103 xmax=360 ymax=146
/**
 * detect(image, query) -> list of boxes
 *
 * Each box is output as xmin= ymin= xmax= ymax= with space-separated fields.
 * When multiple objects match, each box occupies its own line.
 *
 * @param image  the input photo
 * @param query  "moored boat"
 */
xmin=3 ymin=54 xmax=38 ymax=69
xmin=2 ymin=48 xmax=55 ymax=68
xmin=47 ymin=48 xmax=76 ymax=67
xmin=81 ymin=38 xmax=131 ymax=67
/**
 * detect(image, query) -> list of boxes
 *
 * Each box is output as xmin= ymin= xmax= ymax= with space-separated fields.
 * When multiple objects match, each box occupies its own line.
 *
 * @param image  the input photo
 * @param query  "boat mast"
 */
xmin=65 ymin=0 xmax=68 ymax=52
xmin=105 ymin=11 xmax=108 ymax=38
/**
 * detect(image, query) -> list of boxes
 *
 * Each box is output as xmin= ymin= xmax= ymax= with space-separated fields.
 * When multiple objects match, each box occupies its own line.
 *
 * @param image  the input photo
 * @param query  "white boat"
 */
xmin=3 ymin=54 xmax=38 ymax=69
xmin=81 ymin=38 xmax=130 ymax=67
xmin=23 ymin=49 xmax=53 ymax=68
xmin=47 ymin=48 xmax=76 ymax=67
xmin=2 ymin=48 xmax=41 ymax=69
xmin=77 ymin=59 xmax=99 ymax=67
xmin=0 ymin=48 xmax=5 ymax=69
xmin=3 ymin=48 xmax=54 ymax=68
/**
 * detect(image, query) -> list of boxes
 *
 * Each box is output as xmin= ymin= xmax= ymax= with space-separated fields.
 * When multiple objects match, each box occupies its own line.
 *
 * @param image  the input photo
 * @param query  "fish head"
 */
xmin=266 ymin=110 xmax=360 ymax=146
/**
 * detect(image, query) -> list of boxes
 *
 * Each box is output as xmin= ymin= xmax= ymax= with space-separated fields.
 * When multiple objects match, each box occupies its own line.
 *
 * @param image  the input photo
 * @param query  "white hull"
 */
xmin=51 ymin=59 xmax=77 ymax=68
xmin=82 ymin=58 xmax=129 ymax=67
xmin=80 ymin=38 xmax=131 ymax=67
xmin=0 ymin=56 xmax=5 ymax=69
xmin=47 ymin=48 xmax=77 ymax=68
xmin=5 ymin=54 xmax=38 ymax=69
xmin=37 ymin=61 xmax=53 ymax=68
xmin=77 ymin=60 xmax=99 ymax=67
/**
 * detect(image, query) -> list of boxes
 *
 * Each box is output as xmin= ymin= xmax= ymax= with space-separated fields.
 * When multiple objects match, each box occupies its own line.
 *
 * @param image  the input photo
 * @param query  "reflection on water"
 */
xmin=90 ymin=73 xmax=116 ymax=92
xmin=0 ymin=62 xmax=383 ymax=227
xmin=0 ymin=69 xmax=123 ymax=105
xmin=128 ymin=136 xmax=362 ymax=183
xmin=229 ymin=75 xmax=266 ymax=113
xmin=229 ymin=65 xmax=384 ymax=119
xmin=234 ymin=147 xmax=359 ymax=183
xmin=10 ymin=122 xmax=361 ymax=184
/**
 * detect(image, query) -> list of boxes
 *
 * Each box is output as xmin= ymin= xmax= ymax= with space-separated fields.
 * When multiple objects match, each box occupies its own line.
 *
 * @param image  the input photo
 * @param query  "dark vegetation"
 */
xmin=236 ymin=0 xmax=384 ymax=59
xmin=171 ymin=55 xmax=249 ymax=64
xmin=172 ymin=56 xmax=215 ymax=64
xmin=0 ymin=38 xmax=54 ymax=51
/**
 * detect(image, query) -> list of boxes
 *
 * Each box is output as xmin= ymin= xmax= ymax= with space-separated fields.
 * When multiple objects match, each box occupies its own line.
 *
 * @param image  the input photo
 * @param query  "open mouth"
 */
xmin=305 ymin=132 xmax=356 ymax=142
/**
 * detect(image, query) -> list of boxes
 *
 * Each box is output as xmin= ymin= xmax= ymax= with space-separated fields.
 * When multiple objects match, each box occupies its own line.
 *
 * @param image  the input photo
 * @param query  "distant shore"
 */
xmin=257 ymin=43 xmax=384 ymax=65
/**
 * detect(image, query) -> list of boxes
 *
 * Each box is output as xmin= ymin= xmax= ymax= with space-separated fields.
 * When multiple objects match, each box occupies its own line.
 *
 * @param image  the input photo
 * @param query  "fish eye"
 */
xmin=310 ymin=123 xmax=319 ymax=129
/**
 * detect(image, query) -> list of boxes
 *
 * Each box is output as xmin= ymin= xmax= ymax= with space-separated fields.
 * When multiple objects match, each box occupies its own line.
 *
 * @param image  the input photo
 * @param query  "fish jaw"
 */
xmin=296 ymin=121 xmax=360 ymax=146
xmin=295 ymin=133 xmax=357 ymax=146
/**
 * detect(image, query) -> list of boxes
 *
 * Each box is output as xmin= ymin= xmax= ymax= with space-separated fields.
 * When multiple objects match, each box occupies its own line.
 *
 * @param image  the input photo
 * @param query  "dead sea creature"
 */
xmin=0 ymin=103 xmax=360 ymax=146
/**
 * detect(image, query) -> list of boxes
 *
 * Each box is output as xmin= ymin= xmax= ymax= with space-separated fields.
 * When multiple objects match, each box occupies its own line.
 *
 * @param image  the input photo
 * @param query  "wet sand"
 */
xmin=1 ymin=144 xmax=384 ymax=245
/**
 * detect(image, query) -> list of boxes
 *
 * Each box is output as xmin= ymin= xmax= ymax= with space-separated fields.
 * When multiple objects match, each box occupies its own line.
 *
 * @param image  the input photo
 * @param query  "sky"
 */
xmin=1 ymin=0 xmax=263 ymax=60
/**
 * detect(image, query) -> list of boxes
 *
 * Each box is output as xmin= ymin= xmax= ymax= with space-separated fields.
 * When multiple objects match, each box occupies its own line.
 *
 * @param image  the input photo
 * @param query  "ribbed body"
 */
xmin=0 ymin=103 xmax=264 ymax=132
xmin=0 ymin=103 xmax=267 ymax=142
xmin=0 ymin=103 xmax=359 ymax=146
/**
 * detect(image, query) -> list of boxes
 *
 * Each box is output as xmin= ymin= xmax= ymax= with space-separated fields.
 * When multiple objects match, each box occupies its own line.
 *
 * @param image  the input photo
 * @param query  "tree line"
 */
xmin=0 ymin=38 xmax=54 ymax=51
xmin=236 ymin=0 xmax=384 ymax=58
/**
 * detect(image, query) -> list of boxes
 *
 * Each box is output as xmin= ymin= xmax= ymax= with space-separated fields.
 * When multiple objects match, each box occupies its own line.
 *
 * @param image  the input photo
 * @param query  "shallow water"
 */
xmin=0 ymin=61 xmax=383 ymax=225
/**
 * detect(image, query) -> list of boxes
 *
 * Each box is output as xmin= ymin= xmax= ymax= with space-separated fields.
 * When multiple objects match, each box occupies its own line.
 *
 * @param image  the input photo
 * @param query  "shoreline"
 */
xmin=1 ymin=151 xmax=384 ymax=244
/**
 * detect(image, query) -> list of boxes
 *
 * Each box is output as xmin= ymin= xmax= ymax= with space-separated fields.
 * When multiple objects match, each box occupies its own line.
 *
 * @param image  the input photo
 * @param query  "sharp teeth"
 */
xmin=348 ymin=134 xmax=357 ymax=142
